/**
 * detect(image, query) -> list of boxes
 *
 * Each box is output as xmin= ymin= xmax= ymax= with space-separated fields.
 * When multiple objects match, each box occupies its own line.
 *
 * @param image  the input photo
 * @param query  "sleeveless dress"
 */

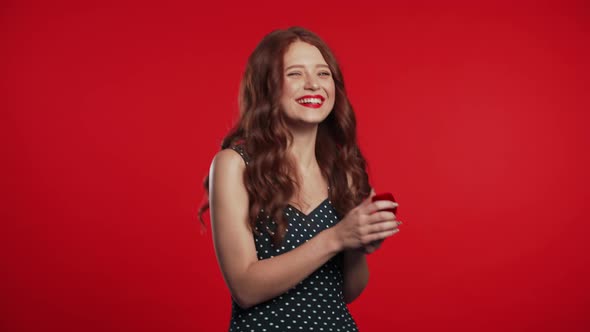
xmin=227 ymin=144 xmax=359 ymax=332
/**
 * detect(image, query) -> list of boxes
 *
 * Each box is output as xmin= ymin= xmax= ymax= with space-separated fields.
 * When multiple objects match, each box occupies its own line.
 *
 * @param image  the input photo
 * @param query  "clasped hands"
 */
xmin=334 ymin=190 xmax=402 ymax=255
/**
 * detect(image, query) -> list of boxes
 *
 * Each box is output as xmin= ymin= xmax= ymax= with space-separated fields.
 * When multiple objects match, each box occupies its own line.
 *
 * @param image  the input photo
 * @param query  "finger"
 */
xmin=362 ymin=200 xmax=399 ymax=215
xmin=367 ymin=211 xmax=397 ymax=224
xmin=362 ymin=228 xmax=400 ymax=245
xmin=365 ymin=221 xmax=398 ymax=234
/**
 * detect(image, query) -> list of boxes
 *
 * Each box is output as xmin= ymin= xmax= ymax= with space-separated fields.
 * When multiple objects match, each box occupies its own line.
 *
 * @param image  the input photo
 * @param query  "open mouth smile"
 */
xmin=296 ymin=95 xmax=325 ymax=108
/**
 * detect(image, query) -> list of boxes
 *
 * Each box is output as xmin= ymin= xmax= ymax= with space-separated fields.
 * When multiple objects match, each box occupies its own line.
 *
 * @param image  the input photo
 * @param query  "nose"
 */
xmin=304 ymin=76 xmax=320 ymax=90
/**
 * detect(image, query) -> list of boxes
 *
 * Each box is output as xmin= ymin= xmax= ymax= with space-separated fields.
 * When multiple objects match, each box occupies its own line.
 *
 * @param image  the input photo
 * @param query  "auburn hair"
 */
xmin=199 ymin=27 xmax=371 ymax=246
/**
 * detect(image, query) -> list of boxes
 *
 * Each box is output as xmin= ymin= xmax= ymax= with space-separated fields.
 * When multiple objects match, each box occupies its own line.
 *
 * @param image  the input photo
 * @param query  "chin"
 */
xmin=301 ymin=113 xmax=331 ymax=125
xmin=285 ymin=116 xmax=326 ymax=129
xmin=284 ymin=107 xmax=332 ymax=127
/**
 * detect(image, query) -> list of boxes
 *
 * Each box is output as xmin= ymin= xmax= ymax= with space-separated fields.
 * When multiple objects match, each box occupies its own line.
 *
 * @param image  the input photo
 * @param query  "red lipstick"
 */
xmin=296 ymin=95 xmax=325 ymax=109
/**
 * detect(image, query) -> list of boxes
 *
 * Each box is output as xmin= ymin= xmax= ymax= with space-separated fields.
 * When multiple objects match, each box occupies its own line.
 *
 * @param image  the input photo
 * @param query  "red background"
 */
xmin=2 ymin=1 xmax=589 ymax=331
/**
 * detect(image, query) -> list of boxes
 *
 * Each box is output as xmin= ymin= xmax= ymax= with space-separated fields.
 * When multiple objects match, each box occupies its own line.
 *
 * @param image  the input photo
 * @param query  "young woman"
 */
xmin=200 ymin=27 xmax=401 ymax=331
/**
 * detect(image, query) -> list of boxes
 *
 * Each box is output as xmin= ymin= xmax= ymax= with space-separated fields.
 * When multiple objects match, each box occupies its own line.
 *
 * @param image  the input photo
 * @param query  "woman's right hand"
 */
xmin=331 ymin=193 xmax=400 ymax=251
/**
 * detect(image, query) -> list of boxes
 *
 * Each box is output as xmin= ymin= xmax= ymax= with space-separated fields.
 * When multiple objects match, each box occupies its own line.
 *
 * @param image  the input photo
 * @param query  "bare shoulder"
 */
xmin=209 ymin=148 xmax=249 ymax=226
xmin=210 ymin=148 xmax=246 ymax=177
xmin=209 ymin=149 xmax=246 ymax=189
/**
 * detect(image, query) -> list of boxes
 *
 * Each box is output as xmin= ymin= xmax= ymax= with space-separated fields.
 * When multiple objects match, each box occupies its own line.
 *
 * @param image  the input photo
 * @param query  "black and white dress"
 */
xmin=227 ymin=145 xmax=359 ymax=332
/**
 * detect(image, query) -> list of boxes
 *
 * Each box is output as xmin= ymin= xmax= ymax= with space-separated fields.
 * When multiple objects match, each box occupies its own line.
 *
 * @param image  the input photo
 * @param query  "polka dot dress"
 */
xmin=227 ymin=145 xmax=359 ymax=332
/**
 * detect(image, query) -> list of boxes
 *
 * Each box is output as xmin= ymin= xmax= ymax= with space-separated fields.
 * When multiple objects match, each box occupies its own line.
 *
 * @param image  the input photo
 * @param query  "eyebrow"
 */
xmin=284 ymin=64 xmax=330 ymax=71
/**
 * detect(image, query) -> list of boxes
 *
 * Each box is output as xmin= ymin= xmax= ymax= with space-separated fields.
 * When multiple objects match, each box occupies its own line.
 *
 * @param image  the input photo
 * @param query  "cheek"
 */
xmin=281 ymin=87 xmax=298 ymax=110
xmin=283 ymin=82 xmax=299 ymax=98
xmin=328 ymin=84 xmax=336 ymax=100
xmin=282 ymin=85 xmax=298 ymax=102
xmin=327 ymin=81 xmax=335 ymax=96
xmin=327 ymin=84 xmax=336 ymax=109
xmin=327 ymin=98 xmax=336 ymax=110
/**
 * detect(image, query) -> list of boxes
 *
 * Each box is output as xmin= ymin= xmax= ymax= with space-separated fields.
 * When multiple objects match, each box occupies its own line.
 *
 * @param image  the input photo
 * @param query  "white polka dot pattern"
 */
xmin=227 ymin=146 xmax=359 ymax=332
xmin=229 ymin=201 xmax=358 ymax=332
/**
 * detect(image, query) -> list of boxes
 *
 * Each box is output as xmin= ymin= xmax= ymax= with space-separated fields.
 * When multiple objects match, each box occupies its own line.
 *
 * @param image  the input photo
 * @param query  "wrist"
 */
xmin=323 ymin=226 xmax=343 ymax=253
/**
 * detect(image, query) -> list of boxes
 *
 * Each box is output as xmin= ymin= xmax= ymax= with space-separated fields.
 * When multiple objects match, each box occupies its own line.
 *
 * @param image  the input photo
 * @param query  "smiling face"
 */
xmin=280 ymin=41 xmax=336 ymax=128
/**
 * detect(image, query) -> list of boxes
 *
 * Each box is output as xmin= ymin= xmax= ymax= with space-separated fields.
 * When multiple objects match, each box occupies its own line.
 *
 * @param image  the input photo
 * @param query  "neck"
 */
xmin=287 ymin=124 xmax=319 ymax=173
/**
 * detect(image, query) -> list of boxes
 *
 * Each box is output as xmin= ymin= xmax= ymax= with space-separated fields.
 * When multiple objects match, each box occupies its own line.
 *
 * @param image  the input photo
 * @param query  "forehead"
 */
xmin=283 ymin=41 xmax=328 ymax=67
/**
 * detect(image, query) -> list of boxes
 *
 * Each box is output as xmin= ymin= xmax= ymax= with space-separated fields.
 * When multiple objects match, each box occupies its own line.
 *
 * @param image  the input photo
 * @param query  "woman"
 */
xmin=200 ymin=27 xmax=401 ymax=331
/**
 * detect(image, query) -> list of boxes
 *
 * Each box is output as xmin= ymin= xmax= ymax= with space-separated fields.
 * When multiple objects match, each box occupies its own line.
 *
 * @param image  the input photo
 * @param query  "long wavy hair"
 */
xmin=199 ymin=27 xmax=371 ymax=246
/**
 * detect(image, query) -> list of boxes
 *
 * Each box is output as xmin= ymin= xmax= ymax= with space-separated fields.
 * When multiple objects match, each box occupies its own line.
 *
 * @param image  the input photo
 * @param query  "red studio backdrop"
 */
xmin=2 ymin=1 xmax=589 ymax=331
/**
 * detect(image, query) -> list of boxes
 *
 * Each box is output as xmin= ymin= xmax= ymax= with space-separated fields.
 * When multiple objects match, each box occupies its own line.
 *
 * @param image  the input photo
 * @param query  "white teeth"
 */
xmin=297 ymin=98 xmax=322 ymax=104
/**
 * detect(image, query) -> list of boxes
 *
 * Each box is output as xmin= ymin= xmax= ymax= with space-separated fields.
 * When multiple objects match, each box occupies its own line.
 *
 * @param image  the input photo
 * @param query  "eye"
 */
xmin=318 ymin=71 xmax=331 ymax=77
xmin=287 ymin=72 xmax=302 ymax=77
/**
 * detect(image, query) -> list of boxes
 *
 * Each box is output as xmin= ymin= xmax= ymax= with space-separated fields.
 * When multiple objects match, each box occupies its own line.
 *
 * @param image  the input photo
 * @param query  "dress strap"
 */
xmin=230 ymin=144 xmax=250 ymax=166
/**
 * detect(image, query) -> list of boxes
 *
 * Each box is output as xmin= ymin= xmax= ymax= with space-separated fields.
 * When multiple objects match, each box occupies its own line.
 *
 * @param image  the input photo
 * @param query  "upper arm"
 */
xmin=209 ymin=149 xmax=258 ymax=295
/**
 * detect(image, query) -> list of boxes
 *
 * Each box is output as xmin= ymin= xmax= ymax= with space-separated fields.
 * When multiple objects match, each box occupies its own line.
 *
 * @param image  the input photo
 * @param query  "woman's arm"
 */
xmin=340 ymin=182 xmax=372 ymax=303
xmin=341 ymin=249 xmax=369 ymax=303
xmin=340 ymin=187 xmax=401 ymax=303
xmin=210 ymin=150 xmax=397 ymax=309
xmin=209 ymin=149 xmax=343 ymax=309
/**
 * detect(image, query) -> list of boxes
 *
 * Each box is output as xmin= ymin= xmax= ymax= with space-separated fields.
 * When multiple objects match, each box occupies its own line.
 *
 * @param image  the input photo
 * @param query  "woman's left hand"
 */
xmin=363 ymin=219 xmax=402 ymax=254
